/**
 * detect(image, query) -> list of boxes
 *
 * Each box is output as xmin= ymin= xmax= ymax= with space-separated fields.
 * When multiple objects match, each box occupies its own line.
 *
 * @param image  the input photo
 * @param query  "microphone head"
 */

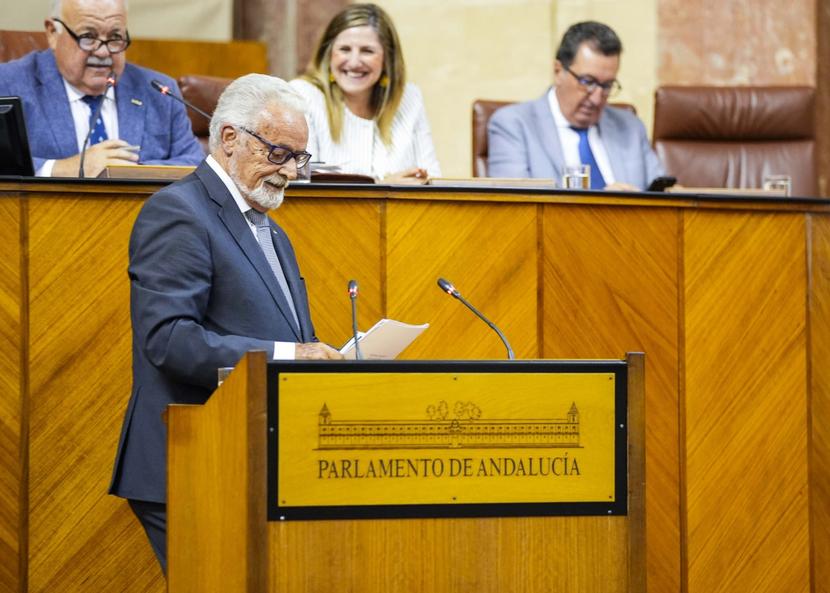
xmin=106 ymin=71 xmax=117 ymax=87
xmin=348 ymin=279 xmax=358 ymax=298
xmin=437 ymin=277 xmax=459 ymax=298
xmin=150 ymin=80 xmax=169 ymax=95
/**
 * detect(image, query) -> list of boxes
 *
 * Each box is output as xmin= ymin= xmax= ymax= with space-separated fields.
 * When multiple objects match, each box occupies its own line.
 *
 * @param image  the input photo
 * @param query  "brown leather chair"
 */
xmin=471 ymin=98 xmax=637 ymax=177
xmin=472 ymin=100 xmax=511 ymax=177
xmin=177 ymin=74 xmax=232 ymax=152
xmin=653 ymin=86 xmax=817 ymax=196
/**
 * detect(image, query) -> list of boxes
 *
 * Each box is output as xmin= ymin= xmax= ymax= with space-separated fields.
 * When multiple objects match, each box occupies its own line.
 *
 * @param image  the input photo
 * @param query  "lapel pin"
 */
xmin=131 ymin=98 xmax=143 ymax=106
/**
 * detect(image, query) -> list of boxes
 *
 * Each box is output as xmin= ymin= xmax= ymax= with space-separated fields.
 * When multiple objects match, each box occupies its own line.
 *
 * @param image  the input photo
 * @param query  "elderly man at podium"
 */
xmin=109 ymin=73 xmax=342 ymax=573
xmin=0 ymin=0 xmax=204 ymax=177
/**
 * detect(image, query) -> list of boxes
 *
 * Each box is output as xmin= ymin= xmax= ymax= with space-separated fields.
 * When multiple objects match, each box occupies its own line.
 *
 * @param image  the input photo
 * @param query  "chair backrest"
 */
xmin=471 ymin=100 xmax=511 ymax=177
xmin=653 ymin=86 xmax=816 ymax=196
xmin=471 ymin=98 xmax=637 ymax=177
xmin=177 ymin=75 xmax=232 ymax=152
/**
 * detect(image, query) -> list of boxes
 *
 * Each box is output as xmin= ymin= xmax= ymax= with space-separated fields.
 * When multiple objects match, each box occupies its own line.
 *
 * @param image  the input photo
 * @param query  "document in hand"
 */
xmin=339 ymin=319 xmax=429 ymax=360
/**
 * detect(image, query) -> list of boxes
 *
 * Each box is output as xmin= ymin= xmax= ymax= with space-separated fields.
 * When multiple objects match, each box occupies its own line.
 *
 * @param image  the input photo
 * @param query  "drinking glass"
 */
xmin=563 ymin=164 xmax=590 ymax=189
xmin=762 ymin=174 xmax=792 ymax=197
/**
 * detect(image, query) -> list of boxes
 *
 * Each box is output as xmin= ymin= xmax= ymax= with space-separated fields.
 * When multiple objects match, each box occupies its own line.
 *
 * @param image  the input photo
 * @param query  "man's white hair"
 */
xmin=208 ymin=74 xmax=308 ymax=153
xmin=51 ymin=0 xmax=129 ymax=19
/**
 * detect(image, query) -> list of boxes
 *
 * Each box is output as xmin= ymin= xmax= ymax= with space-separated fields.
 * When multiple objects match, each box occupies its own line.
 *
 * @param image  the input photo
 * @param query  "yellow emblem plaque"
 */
xmin=268 ymin=361 xmax=626 ymax=520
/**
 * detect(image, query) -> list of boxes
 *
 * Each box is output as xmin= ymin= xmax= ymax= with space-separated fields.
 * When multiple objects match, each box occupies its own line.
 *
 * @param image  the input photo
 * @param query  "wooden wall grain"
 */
xmin=2 ymin=182 xmax=829 ymax=593
xmin=684 ymin=211 xmax=811 ymax=593
xmin=0 ymin=196 xmax=22 ymax=593
xmin=809 ymin=213 xmax=830 ymax=593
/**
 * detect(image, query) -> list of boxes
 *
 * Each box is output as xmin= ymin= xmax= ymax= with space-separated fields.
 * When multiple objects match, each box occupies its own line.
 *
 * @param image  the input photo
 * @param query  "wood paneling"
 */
xmin=385 ymin=201 xmax=538 ymax=360
xmin=684 ymin=211 xmax=810 ymax=593
xmin=542 ymin=205 xmax=682 ymax=593
xmin=25 ymin=195 xmax=162 ymax=592
xmin=128 ymin=39 xmax=268 ymax=79
xmin=809 ymin=213 xmax=830 ymax=593
xmin=0 ymin=197 xmax=22 ymax=593
xmin=270 ymin=515 xmax=629 ymax=593
xmin=274 ymin=197 xmax=384 ymax=347
xmin=2 ymin=180 xmax=829 ymax=593
xmin=0 ymin=31 xmax=267 ymax=80
xmin=168 ymin=353 xmax=268 ymax=593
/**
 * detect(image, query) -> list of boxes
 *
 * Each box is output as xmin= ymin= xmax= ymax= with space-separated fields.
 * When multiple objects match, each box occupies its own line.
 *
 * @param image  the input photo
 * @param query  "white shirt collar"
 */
xmin=62 ymin=78 xmax=115 ymax=102
xmin=547 ymin=86 xmax=598 ymax=132
xmin=205 ymin=154 xmax=253 ymax=218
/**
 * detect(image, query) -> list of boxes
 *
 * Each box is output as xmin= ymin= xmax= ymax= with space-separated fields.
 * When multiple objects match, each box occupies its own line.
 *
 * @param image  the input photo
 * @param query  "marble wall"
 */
xmin=658 ymin=0 xmax=815 ymax=85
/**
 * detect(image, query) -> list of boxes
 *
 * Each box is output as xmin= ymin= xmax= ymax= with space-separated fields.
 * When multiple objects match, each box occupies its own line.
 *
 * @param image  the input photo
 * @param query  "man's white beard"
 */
xmin=246 ymin=178 xmax=285 ymax=210
xmin=230 ymin=161 xmax=287 ymax=210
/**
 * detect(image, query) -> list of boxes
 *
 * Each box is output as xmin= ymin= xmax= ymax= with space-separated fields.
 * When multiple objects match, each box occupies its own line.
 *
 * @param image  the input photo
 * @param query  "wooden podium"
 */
xmin=167 ymin=352 xmax=645 ymax=593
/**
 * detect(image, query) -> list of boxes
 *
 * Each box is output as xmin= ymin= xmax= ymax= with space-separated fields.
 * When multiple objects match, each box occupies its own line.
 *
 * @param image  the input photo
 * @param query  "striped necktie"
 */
xmin=245 ymin=209 xmax=300 ymax=330
xmin=81 ymin=95 xmax=109 ymax=145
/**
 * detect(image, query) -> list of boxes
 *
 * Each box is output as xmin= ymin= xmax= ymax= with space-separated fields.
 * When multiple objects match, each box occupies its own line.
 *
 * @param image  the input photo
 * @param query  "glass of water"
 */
xmin=762 ymin=174 xmax=792 ymax=197
xmin=563 ymin=164 xmax=590 ymax=189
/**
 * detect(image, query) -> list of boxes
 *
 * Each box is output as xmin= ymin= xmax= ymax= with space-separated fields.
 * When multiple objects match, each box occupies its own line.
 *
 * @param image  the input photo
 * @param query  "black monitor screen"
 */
xmin=0 ymin=96 xmax=35 ymax=176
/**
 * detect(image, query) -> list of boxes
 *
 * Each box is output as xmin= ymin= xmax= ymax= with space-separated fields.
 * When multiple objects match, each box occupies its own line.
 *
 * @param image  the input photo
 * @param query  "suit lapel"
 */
xmin=597 ymin=110 xmax=626 ymax=183
xmin=34 ymin=51 xmax=77 ymax=155
xmin=270 ymin=225 xmax=313 ymax=341
xmin=115 ymin=66 xmax=145 ymax=153
xmin=196 ymin=164 xmax=302 ymax=340
xmin=530 ymin=92 xmax=566 ymax=180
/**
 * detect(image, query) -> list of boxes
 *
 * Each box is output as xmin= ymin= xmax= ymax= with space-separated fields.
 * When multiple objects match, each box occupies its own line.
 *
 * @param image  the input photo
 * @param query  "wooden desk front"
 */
xmin=1 ymin=179 xmax=828 ymax=593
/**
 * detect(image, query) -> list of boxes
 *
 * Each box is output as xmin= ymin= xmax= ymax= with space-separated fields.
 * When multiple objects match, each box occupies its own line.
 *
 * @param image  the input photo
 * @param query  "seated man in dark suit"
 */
xmin=0 ymin=0 xmax=204 ymax=177
xmin=109 ymin=73 xmax=342 ymax=574
xmin=488 ymin=21 xmax=665 ymax=190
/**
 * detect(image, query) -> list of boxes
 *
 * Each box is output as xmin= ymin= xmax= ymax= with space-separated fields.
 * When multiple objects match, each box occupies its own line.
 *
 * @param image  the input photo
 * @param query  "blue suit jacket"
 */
xmin=109 ymin=160 xmax=317 ymax=503
xmin=487 ymin=91 xmax=665 ymax=190
xmin=0 ymin=50 xmax=205 ymax=172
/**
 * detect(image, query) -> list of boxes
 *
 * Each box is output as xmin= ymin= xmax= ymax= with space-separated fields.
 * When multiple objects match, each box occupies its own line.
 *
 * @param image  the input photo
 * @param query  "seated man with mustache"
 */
xmin=109 ymin=73 xmax=342 ymax=575
xmin=0 ymin=0 xmax=204 ymax=177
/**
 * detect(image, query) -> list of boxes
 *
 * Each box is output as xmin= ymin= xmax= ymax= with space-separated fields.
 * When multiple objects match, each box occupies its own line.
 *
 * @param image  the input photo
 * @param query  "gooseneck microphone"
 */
xmin=150 ymin=79 xmax=212 ymax=121
xmin=348 ymin=279 xmax=363 ymax=360
xmin=78 ymin=71 xmax=117 ymax=178
xmin=437 ymin=277 xmax=515 ymax=360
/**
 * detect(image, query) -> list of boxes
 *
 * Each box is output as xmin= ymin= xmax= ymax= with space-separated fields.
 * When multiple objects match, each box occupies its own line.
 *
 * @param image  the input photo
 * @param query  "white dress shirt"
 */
xmin=205 ymin=154 xmax=297 ymax=360
xmin=36 ymin=79 xmax=119 ymax=177
xmin=547 ymin=88 xmax=615 ymax=185
xmin=290 ymin=79 xmax=441 ymax=180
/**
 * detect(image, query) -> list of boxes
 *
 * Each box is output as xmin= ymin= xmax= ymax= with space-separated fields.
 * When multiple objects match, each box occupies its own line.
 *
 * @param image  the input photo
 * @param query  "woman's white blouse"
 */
xmin=290 ymin=79 xmax=442 ymax=179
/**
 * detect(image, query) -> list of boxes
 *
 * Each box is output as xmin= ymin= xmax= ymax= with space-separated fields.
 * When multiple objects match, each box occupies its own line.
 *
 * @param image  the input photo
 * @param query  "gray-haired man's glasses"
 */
xmin=242 ymin=128 xmax=312 ymax=169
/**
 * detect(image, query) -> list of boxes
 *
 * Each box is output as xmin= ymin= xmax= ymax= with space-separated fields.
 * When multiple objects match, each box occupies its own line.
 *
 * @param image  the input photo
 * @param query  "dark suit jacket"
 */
xmin=487 ymin=90 xmax=665 ymax=189
xmin=0 ymin=49 xmax=205 ymax=172
xmin=109 ymin=160 xmax=317 ymax=503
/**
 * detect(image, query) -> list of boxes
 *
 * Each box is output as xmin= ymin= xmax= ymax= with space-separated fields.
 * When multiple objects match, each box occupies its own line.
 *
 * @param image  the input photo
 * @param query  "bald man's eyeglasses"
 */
xmin=564 ymin=66 xmax=621 ymax=97
xmin=53 ymin=18 xmax=131 ymax=54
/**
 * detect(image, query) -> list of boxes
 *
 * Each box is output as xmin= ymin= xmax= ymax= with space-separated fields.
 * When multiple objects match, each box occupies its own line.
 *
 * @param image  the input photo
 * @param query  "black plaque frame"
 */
xmin=267 ymin=359 xmax=628 ymax=521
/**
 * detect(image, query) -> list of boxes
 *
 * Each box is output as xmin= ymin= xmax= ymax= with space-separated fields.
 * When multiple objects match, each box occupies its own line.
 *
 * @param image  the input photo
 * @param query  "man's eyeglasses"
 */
xmin=564 ymin=66 xmax=621 ymax=97
xmin=52 ymin=18 xmax=131 ymax=54
xmin=242 ymin=128 xmax=312 ymax=168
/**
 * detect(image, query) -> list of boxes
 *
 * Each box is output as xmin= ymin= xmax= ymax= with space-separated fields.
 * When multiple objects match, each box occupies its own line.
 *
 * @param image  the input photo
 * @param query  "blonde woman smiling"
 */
xmin=291 ymin=3 xmax=441 ymax=183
